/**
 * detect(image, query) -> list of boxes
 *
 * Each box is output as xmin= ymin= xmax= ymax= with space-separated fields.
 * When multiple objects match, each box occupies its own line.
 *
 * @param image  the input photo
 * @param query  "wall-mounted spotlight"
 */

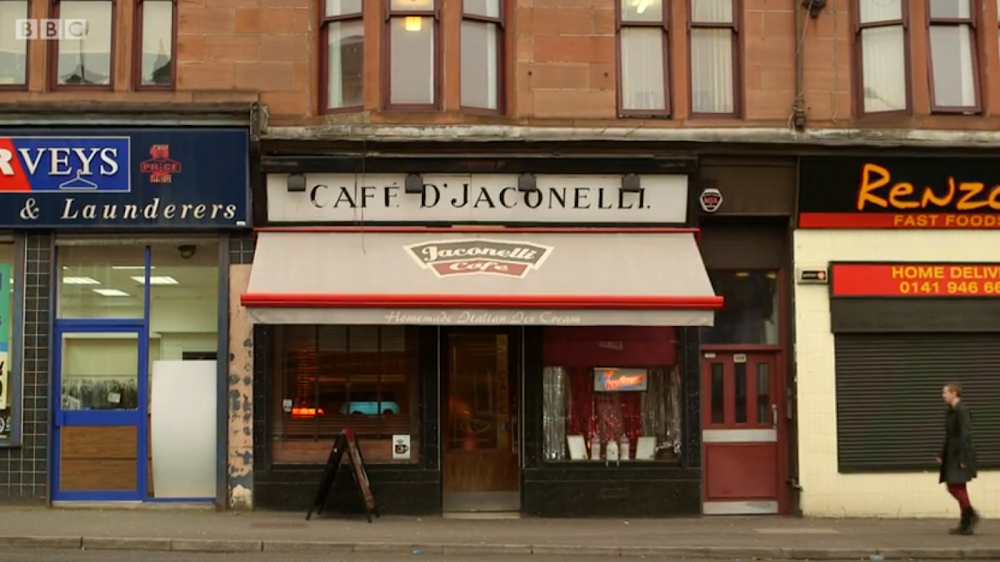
xmin=803 ymin=0 xmax=827 ymax=18
xmin=621 ymin=173 xmax=642 ymax=192
xmin=405 ymin=173 xmax=424 ymax=194
xmin=286 ymin=173 xmax=306 ymax=193
xmin=518 ymin=173 xmax=538 ymax=192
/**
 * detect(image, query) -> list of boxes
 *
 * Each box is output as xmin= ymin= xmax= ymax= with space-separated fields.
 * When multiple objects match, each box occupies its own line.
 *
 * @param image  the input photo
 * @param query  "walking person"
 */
xmin=936 ymin=383 xmax=979 ymax=535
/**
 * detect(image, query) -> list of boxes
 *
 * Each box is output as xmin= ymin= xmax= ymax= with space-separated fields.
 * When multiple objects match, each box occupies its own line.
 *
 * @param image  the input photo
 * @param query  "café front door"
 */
xmin=442 ymin=329 xmax=520 ymax=512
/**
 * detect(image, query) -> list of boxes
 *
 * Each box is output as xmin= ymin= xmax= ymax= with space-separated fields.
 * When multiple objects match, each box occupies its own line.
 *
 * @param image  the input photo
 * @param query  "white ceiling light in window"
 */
xmin=131 ymin=276 xmax=179 ymax=285
xmin=112 ymin=265 xmax=155 ymax=270
xmin=63 ymin=276 xmax=101 ymax=285
xmin=93 ymin=288 xmax=130 ymax=297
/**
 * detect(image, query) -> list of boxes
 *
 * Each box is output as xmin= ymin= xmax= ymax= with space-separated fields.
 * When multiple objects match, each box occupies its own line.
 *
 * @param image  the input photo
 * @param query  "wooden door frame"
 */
xmin=438 ymin=326 xmax=523 ymax=491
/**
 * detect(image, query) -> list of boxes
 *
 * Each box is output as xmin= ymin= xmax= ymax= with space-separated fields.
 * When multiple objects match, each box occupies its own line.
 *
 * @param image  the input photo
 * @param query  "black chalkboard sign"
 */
xmin=305 ymin=428 xmax=380 ymax=523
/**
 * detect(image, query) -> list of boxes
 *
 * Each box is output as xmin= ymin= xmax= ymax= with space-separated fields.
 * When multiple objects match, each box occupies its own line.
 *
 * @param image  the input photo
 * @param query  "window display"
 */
xmin=542 ymin=327 xmax=683 ymax=463
xmin=270 ymin=325 xmax=420 ymax=464
xmin=0 ymin=243 xmax=13 ymax=440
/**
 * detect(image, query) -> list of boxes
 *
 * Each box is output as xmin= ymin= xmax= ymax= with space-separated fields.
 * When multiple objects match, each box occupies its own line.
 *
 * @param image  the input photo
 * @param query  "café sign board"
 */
xmin=266 ymin=173 xmax=689 ymax=224
xmin=0 ymin=129 xmax=249 ymax=228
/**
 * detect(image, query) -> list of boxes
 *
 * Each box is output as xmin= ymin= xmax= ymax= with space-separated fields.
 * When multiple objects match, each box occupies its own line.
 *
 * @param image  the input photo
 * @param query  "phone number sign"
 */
xmin=831 ymin=263 xmax=1000 ymax=297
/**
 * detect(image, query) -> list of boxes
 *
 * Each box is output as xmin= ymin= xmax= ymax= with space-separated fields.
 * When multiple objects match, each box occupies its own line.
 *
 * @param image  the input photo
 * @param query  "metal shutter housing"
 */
xmin=835 ymin=333 xmax=1000 ymax=473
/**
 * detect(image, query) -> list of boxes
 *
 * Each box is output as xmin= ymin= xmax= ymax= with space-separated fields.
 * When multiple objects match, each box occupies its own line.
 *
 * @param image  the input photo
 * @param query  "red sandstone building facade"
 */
xmin=2 ymin=0 xmax=1000 ymax=517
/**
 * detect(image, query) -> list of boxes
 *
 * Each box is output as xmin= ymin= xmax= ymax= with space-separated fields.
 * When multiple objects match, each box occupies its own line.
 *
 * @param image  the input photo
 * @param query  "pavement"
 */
xmin=0 ymin=552 xmax=950 ymax=562
xmin=0 ymin=506 xmax=998 ymax=560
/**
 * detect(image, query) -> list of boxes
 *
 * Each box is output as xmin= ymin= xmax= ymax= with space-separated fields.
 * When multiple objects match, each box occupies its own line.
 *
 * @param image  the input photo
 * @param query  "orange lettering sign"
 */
xmin=856 ymin=163 xmax=1000 ymax=212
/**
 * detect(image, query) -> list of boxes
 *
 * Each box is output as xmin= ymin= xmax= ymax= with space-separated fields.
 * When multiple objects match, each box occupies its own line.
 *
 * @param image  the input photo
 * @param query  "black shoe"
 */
xmin=949 ymin=508 xmax=972 ymax=535
xmin=967 ymin=507 xmax=980 ymax=533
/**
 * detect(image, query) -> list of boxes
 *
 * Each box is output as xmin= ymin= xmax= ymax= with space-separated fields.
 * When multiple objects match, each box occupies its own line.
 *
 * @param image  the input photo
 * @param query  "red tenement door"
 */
xmin=701 ymin=351 xmax=781 ymax=515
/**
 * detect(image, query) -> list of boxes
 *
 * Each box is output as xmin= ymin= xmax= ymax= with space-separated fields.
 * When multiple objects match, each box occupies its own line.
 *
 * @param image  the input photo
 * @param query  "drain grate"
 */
xmin=250 ymin=522 xmax=309 ymax=529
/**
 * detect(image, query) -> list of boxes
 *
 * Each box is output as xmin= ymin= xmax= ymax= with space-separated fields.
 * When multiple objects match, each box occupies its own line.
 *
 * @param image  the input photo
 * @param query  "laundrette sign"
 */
xmin=266 ymin=173 xmax=690 ymax=224
xmin=0 ymin=130 xmax=249 ymax=228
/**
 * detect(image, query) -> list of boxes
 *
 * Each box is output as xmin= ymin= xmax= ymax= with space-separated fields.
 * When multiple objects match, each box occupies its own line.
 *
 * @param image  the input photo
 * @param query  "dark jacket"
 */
xmin=939 ymin=401 xmax=978 ymax=484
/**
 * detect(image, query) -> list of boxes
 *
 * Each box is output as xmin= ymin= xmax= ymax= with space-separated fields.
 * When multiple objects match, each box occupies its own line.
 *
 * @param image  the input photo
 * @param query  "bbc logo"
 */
xmin=15 ymin=19 xmax=88 ymax=40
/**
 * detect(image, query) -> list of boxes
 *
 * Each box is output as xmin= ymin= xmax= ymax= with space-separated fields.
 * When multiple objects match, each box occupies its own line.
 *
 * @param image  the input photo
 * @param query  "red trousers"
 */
xmin=947 ymin=483 xmax=971 ymax=509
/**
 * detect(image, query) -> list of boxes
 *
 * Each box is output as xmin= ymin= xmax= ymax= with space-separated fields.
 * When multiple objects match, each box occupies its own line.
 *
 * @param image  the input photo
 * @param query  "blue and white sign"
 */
xmin=0 ymin=128 xmax=249 ymax=228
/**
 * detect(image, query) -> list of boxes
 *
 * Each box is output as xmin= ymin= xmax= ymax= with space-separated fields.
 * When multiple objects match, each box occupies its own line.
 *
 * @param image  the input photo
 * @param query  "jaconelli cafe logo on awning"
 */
xmin=404 ymin=238 xmax=554 ymax=278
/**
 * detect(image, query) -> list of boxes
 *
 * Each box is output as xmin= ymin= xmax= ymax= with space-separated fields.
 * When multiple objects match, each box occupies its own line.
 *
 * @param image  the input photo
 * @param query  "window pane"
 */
xmin=460 ymin=20 xmax=498 ymax=109
xmin=755 ymin=362 xmax=770 ymax=425
xmin=930 ymin=25 xmax=977 ymax=108
xmin=701 ymin=271 xmax=779 ymax=346
xmin=60 ymin=332 xmax=139 ymax=411
xmin=620 ymin=0 xmax=663 ymax=22
xmin=390 ymin=0 xmax=433 ymax=10
xmin=326 ymin=0 xmax=361 ymax=16
xmin=390 ymin=17 xmax=435 ymax=105
xmin=271 ymin=325 xmax=421 ymax=464
xmin=0 ymin=1 xmax=28 ymax=86
xmin=464 ymin=0 xmax=500 ymax=18
xmin=929 ymin=0 xmax=970 ymax=19
xmin=620 ymin=27 xmax=666 ymax=111
xmin=859 ymin=0 xmax=901 ymax=23
xmin=148 ymin=242 xmax=219 ymax=357
xmin=690 ymin=28 xmax=734 ymax=113
xmin=860 ymin=25 xmax=906 ymax=113
xmin=56 ymin=1 xmax=113 ymax=86
xmin=326 ymin=19 xmax=364 ymax=109
xmin=139 ymin=1 xmax=173 ymax=86
xmin=542 ymin=327 xmax=682 ymax=462
xmin=0 ymin=244 xmax=13 ymax=440
xmin=58 ymin=246 xmax=146 ymax=319
xmin=691 ymin=0 xmax=732 ymax=23
xmin=710 ymin=363 xmax=724 ymax=424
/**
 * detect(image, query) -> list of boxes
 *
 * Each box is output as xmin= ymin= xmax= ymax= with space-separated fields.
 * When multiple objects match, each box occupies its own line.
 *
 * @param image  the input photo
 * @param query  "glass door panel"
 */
xmin=55 ymin=329 xmax=145 ymax=500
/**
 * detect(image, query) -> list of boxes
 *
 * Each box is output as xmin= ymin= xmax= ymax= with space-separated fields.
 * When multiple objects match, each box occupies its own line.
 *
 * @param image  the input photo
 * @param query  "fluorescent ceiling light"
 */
xmin=63 ymin=276 xmax=100 ymax=285
xmin=131 ymin=276 xmax=179 ymax=285
xmin=112 ymin=266 xmax=154 ymax=270
xmin=93 ymin=288 xmax=130 ymax=297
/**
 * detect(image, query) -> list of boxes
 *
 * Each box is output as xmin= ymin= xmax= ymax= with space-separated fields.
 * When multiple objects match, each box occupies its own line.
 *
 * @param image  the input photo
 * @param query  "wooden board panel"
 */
xmin=60 ymin=426 xmax=138 ymax=493
xmin=443 ymin=450 xmax=517 ymax=492
xmin=60 ymin=460 xmax=137 ymax=492
xmin=61 ymin=426 xmax=138 ymax=459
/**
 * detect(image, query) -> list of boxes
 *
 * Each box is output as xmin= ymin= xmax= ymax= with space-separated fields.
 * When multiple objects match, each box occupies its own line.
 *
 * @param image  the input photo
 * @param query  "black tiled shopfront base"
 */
xmin=255 ymin=466 xmax=442 ymax=515
xmin=0 ymin=233 xmax=52 ymax=502
xmin=522 ymin=467 xmax=702 ymax=518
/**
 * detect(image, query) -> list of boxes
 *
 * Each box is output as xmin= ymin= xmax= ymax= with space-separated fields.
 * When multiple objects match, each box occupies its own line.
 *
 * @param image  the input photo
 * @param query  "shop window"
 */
xmin=542 ymin=327 xmax=683 ymax=463
xmin=701 ymin=270 xmax=779 ymax=346
xmin=58 ymin=246 xmax=147 ymax=319
xmin=0 ymin=243 xmax=13 ymax=440
xmin=270 ymin=325 xmax=420 ymax=464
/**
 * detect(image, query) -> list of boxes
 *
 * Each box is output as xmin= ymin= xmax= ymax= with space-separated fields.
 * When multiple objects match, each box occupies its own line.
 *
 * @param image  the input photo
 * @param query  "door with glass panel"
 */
xmin=701 ymin=352 xmax=780 ymax=515
xmin=53 ymin=326 xmax=147 ymax=501
xmin=442 ymin=329 xmax=520 ymax=512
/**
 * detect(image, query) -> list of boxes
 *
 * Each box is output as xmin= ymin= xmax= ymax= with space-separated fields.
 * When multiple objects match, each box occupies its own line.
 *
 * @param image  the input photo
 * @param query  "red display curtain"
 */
xmin=545 ymin=327 xmax=677 ymax=457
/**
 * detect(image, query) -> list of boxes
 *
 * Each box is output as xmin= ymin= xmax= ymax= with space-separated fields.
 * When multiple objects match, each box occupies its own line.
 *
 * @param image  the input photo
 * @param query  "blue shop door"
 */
xmin=52 ymin=324 xmax=148 ymax=501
